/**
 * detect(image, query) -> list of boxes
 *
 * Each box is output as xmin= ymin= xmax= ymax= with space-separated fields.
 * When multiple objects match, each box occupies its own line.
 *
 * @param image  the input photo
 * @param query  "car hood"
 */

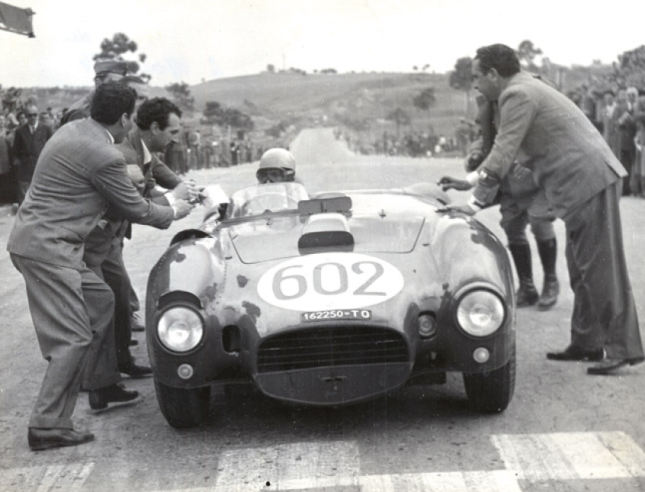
xmin=228 ymin=213 xmax=425 ymax=264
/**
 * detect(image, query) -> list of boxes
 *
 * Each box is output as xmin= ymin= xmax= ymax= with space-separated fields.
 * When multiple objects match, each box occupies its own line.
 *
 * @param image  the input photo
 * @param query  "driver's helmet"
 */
xmin=257 ymin=148 xmax=296 ymax=183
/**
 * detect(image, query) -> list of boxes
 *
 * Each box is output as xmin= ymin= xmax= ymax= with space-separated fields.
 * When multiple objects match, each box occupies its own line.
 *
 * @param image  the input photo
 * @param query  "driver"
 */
xmin=256 ymin=148 xmax=299 ymax=184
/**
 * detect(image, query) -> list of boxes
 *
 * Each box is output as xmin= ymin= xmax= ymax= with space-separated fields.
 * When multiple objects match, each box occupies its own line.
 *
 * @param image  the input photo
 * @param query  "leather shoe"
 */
xmin=120 ymin=363 xmax=152 ymax=379
xmin=546 ymin=345 xmax=604 ymax=362
xmin=587 ymin=357 xmax=644 ymax=375
xmin=131 ymin=314 xmax=145 ymax=332
xmin=28 ymin=427 xmax=94 ymax=451
xmin=89 ymin=383 xmax=139 ymax=410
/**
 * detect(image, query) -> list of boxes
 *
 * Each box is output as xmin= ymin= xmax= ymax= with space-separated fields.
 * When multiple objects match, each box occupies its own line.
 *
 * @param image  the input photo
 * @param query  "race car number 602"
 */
xmin=257 ymin=252 xmax=405 ymax=312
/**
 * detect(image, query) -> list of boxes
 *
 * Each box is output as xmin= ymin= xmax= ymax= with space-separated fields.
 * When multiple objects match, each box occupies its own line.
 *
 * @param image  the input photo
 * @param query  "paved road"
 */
xmin=1 ymin=128 xmax=645 ymax=491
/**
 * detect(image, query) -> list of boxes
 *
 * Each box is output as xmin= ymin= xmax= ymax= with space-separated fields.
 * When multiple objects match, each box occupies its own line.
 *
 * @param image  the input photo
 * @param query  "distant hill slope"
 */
xmin=190 ymin=71 xmax=469 ymax=137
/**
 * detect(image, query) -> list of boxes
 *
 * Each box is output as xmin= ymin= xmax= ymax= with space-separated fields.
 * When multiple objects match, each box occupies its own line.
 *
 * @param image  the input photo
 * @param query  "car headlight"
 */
xmin=157 ymin=306 xmax=204 ymax=352
xmin=456 ymin=290 xmax=505 ymax=337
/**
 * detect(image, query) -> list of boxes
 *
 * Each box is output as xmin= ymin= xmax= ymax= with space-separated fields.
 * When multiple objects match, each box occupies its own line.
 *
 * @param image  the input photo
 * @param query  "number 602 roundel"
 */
xmin=256 ymin=252 xmax=405 ymax=312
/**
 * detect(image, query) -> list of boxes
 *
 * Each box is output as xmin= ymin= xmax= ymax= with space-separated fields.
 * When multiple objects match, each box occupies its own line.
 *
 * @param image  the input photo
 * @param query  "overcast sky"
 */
xmin=2 ymin=0 xmax=645 ymax=88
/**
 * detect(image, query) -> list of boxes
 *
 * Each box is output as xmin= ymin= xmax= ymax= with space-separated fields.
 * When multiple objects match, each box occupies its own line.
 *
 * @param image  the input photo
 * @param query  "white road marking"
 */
xmin=166 ymin=471 xmax=520 ymax=492
xmin=8 ymin=432 xmax=645 ymax=491
xmin=214 ymin=440 xmax=360 ymax=488
xmin=167 ymin=441 xmax=519 ymax=492
xmin=492 ymin=431 xmax=645 ymax=481
xmin=0 ymin=462 xmax=94 ymax=491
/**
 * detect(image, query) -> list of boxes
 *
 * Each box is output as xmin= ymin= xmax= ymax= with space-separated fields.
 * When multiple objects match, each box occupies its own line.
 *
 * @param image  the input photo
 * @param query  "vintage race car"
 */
xmin=145 ymin=182 xmax=516 ymax=428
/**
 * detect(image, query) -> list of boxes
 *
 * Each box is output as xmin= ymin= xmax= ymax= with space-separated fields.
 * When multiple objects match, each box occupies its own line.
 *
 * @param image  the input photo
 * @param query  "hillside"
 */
xmin=190 ymin=71 xmax=470 ymax=141
xmin=20 ymin=65 xmax=603 ymax=148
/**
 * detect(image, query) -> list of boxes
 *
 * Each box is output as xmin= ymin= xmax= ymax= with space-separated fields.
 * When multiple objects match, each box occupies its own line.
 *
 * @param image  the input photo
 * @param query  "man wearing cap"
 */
xmin=59 ymin=59 xmax=128 ymax=126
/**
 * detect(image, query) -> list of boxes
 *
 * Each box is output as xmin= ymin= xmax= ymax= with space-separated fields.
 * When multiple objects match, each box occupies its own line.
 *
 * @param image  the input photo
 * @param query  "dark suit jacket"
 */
xmin=116 ymin=127 xmax=183 ymax=199
xmin=83 ymin=127 xmax=183 ymax=266
xmin=12 ymin=123 xmax=53 ymax=182
xmin=473 ymin=71 xmax=625 ymax=219
xmin=7 ymin=118 xmax=174 ymax=270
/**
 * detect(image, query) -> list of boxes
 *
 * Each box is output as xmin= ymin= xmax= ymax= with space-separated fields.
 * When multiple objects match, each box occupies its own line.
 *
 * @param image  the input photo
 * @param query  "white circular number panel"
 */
xmin=257 ymin=252 xmax=405 ymax=312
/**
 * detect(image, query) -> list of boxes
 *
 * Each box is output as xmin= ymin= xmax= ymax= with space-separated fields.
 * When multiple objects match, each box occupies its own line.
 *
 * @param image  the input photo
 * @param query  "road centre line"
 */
xmin=492 ymin=431 xmax=645 ymax=481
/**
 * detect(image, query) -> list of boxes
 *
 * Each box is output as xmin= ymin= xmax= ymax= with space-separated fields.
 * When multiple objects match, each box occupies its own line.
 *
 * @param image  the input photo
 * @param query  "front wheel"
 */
xmin=154 ymin=379 xmax=211 ymax=428
xmin=462 ymin=352 xmax=516 ymax=413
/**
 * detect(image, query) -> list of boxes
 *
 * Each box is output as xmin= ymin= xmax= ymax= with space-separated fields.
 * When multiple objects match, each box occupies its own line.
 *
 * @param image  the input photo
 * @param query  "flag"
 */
xmin=0 ymin=2 xmax=35 ymax=38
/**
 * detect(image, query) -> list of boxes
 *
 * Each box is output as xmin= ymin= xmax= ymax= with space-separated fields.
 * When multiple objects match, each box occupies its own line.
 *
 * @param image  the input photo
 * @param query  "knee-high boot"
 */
xmin=508 ymin=243 xmax=539 ymax=307
xmin=536 ymin=237 xmax=560 ymax=310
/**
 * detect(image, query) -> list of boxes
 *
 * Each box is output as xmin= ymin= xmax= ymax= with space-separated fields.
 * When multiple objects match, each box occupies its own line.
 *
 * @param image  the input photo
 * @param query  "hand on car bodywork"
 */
xmin=171 ymin=199 xmax=195 ymax=220
xmin=435 ymin=203 xmax=477 ymax=216
xmin=437 ymin=176 xmax=473 ymax=192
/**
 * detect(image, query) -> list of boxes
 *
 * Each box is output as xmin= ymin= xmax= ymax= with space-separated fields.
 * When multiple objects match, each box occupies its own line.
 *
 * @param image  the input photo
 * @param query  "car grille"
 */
xmin=257 ymin=326 xmax=409 ymax=373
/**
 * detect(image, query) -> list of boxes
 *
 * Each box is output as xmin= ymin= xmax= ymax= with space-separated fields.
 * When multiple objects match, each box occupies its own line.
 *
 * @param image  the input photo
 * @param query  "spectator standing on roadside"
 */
xmin=7 ymin=82 xmax=187 ymax=451
xmin=12 ymin=104 xmax=53 ymax=203
xmin=634 ymin=92 xmax=645 ymax=197
xmin=602 ymin=89 xmax=619 ymax=152
xmin=0 ymin=114 xmax=15 ymax=203
xmin=616 ymin=89 xmax=637 ymax=196
xmin=438 ymin=44 xmax=643 ymax=376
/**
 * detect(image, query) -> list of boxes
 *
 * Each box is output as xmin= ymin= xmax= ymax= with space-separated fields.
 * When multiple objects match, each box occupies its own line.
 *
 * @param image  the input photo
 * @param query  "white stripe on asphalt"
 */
xmin=166 ymin=470 xmax=520 ymax=492
xmin=0 ymin=462 xmax=94 ymax=491
xmin=492 ymin=431 xmax=645 ymax=481
xmin=168 ymin=440 xmax=519 ymax=492
xmin=213 ymin=440 xmax=360 ymax=487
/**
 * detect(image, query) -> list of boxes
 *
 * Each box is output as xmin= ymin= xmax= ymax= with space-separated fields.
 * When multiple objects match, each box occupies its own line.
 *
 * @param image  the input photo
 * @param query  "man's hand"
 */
xmin=172 ymin=199 xmax=195 ymax=220
xmin=437 ymin=176 xmax=473 ymax=192
xmin=435 ymin=203 xmax=477 ymax=216
xmin=171 ymin=180 xmax=199 ymax=201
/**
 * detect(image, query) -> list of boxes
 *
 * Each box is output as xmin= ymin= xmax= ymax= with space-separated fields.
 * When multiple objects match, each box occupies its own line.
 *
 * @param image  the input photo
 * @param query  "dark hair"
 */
xmin=475 ymin=44 xmax=521 ymax=78
xmin=603 ymin=89 xmax=615 ymax=97
xmin=135 ymin=97 xmax=182 ymax=131
xmin=90 ymin=81 xmax=136 ymax=125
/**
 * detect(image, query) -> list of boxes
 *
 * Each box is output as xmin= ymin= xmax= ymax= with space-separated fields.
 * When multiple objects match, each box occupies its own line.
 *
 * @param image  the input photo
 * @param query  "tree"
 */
xmin=202 ymin=101 xmax=254 ymax=131
xmin=166 ymin=82 xmax=195 ymax=114
xmin=94 ymin=32 xmax=150 ymax=82
xmin=412 ymin=87 xmax=436 ymax=112
xmin=266 ymin=64 xmax=275 ymax=73
xmin=385 ymin=108 xmax=410 ymax=138
xmin=617 ymin=45 xmax=645 ymax=87
xmin=517 ymin=40 xmax=543 ymax=71
xmin=1 ymin=86 xmax=23 ymax=113
xmin=449 ymin=57 xmax=473 ymax=115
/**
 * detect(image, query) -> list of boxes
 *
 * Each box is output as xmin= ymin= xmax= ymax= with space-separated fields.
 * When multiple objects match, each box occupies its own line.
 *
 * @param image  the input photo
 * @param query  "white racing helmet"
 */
xmin=257 ymin=148 xmax=296 ymax=183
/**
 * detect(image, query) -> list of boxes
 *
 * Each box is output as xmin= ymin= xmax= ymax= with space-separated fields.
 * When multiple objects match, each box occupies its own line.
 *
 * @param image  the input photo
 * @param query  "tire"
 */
xmin=463 ymin=352 xmax=516 ymax=413
xmin=154 ymin=379 xmax=211 ymax=428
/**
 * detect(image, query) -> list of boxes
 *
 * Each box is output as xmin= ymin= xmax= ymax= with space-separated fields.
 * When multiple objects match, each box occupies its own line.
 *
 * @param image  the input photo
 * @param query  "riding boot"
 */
xmin=508 ymin=243 xmax=539 ymax=307
xmin=536 ymin=238 xmax=560 ymax=310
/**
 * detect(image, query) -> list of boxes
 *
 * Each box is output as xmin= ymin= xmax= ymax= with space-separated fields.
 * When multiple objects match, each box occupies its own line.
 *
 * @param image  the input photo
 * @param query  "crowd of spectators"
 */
xmin=569 ymin=82 xmax=645 ymax=198
xmin=164 ymin=128 xmax=283 ymax=175
xmin=1 ymin=101 xmax=292 ymax=205
xmin=335 ymin=128 xmax=471 ymax=158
